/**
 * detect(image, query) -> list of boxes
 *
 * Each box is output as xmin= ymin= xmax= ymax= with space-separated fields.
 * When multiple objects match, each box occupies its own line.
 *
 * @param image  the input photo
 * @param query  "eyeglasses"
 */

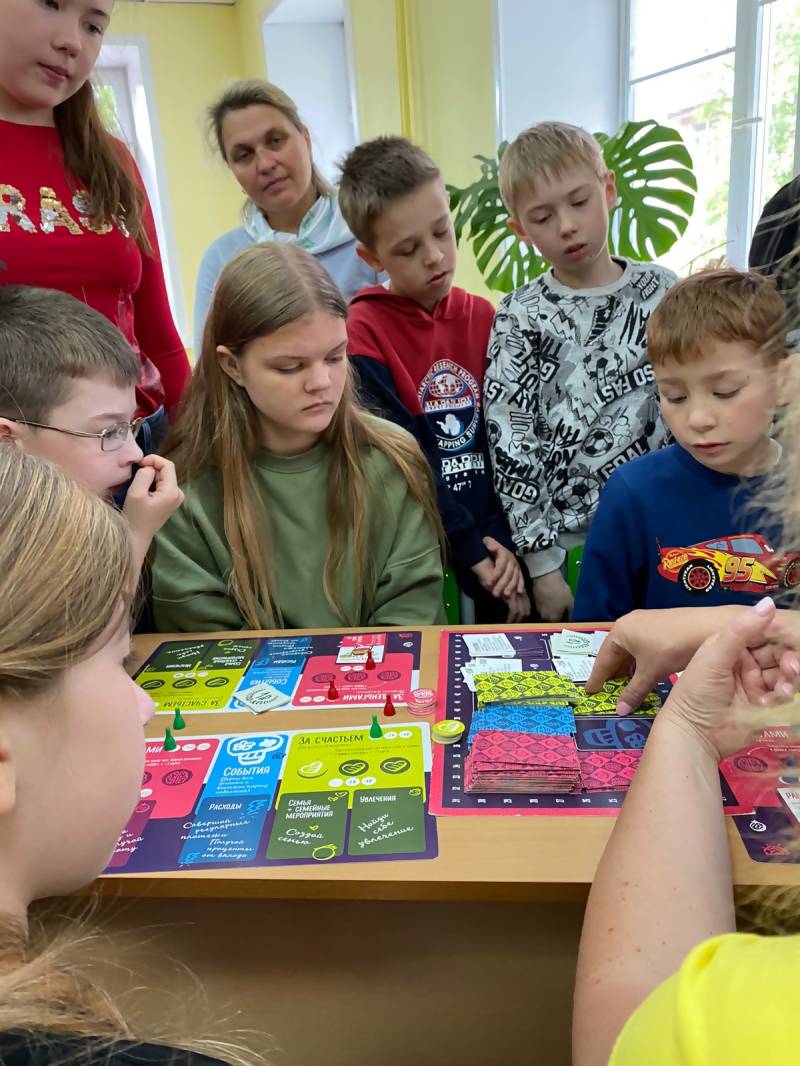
xmin=10 ymin=417 xmax=145 ymax=453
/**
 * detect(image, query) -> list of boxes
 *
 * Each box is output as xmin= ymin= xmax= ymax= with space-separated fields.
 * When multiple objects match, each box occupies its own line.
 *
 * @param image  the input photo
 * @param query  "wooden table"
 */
xmin=89 ymin=625 xmax=800 ymax=1066
xmin=105 ymin=624 xmax=800 ymax=903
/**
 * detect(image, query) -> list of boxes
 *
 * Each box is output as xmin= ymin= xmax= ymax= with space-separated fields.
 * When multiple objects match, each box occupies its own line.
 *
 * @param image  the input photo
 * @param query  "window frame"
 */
xmin=96 ymin=35 xmax=188 ymax=343
xmin=621 ymin=0 xmax=800 ymax=269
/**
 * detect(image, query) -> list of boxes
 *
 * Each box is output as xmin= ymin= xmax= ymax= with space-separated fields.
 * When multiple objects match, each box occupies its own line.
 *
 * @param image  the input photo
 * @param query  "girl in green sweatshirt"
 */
xmin=152 ymin=242 xmax=445 ymax=631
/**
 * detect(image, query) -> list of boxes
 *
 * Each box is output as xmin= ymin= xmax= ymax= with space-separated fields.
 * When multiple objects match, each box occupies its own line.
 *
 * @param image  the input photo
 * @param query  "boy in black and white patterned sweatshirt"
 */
xmin=484 ymin=121 xmax=676 ymax=621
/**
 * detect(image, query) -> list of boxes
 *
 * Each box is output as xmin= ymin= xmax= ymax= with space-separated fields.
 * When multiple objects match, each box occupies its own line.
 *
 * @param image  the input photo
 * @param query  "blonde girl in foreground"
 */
xmin=153 ymin=242 xmax=445 ymax=632
xmin=0 ymin=447 xmax=252 ymax=1065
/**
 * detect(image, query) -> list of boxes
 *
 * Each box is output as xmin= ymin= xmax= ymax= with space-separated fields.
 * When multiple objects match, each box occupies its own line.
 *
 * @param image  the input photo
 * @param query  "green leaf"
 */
xmin=601 ymin=119 xmax=696 ymax=260
xmin=447 ymin=119 xmax=696 ymax=293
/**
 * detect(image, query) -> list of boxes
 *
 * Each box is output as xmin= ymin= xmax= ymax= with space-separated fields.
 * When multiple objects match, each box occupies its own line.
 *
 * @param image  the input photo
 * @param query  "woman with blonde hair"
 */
xmin=0 ymin=445 xmax=244 ymax=1063
xmin=572 ymin=379 xmax=800 ymax=1060
xmin=154 ymin=242 xmax=444 ymax=631
xmin=194 ymin=80 xmax=381 ymax=344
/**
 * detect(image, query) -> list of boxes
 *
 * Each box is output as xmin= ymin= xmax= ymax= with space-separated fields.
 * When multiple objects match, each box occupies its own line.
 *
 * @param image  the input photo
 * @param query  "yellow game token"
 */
xmin=433 ymin=720 xmax=465 ymax=744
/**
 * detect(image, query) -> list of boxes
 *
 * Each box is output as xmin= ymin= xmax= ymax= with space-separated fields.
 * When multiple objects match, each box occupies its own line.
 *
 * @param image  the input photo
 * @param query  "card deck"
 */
xmin=465 ymin=730 xmax=581 ymax=793
xmin=474 ymin=671 xmax=582 ymax=708
xmin=573 ymin=679 xmax=662 ymax=717
xmin=234 ymin=681 xmax=291 ymax=713
xmin=470 ymin=704 xmax=575 ymax=739
xmin=577 ymin=749 xmax=642 ymax=791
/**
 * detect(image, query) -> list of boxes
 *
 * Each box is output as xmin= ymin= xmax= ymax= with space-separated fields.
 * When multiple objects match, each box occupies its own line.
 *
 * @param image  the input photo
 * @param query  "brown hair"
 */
xmin=55 ymin=80 xmax=149 ymax=248
xmin=0 ymin=286 xmax=140 ymax=424
xmin=207 ymin=79 xmax=332 ymax=201
xmin=647 ymin=268 xmax=787 ymax=367
xmin=338 ymin=136 xmax=441 ymax=248
xmin=498 ymin=121 xmax=607 ymax=218
xmin=164 ymin=242 xmax=443 ymax=628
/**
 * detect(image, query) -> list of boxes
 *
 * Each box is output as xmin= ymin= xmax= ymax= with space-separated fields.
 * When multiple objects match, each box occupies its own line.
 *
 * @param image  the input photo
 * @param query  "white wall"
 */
xmin=261 ymin=20 xmax=358 ymax=182
xmin=496 ymin=0 xmax=622 ymax=142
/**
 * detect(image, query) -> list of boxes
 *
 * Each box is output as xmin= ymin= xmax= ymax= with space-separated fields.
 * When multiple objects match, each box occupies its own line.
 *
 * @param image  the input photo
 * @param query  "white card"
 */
xmin=590 ymin=632 xmax=608 ymax=655
xmin=336 ymin=644 xmax=386 ymax=664
xmin=235 ymin=681 xmax=291 ymax=713
xmin=550 ymin=629 xmax=596 ymax=657
xmin=553 ymin=656 xmax=595 ymax=682
xmin=463 ymin=633 xmax=515 ymax=658
xmin=459 ymin=658 xmax=522 ymax=692
xmin=779 ymin=787 xmax=800 ymax=824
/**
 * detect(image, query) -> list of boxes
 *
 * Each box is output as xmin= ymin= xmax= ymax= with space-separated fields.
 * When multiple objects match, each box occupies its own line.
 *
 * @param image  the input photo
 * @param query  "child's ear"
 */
xmin=604 ymin=170 xmax=617 ymax=209
xmin=0 ymin=419 xmax=25 ymax=447
xmin=216 ymin=345 xmax=244 ymax=387
xmin=355 ymin=242 xmax=384 ymax=274
xmin=507 ymin=218 xmax=531 ymax=243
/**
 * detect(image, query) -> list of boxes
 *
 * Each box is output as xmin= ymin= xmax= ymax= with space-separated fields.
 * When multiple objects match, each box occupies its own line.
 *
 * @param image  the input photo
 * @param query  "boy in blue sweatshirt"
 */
xmin=573 ymin=269 xmax=798 ymax=621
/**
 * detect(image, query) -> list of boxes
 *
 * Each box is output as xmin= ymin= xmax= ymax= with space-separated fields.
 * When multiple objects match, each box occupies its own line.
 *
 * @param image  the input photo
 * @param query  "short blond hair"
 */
xmin=647 ymin=268 xmax=786 ymax=367
xmin=499 ymin=121 xmax=607 ymax=218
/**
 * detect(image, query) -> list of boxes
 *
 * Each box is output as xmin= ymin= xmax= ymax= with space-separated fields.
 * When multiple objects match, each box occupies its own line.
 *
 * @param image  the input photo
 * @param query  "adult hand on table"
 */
xmin=586 ymin=603 xmax=800 ymax=715
xmin=660 ymin=598 xmax=800 ymax=759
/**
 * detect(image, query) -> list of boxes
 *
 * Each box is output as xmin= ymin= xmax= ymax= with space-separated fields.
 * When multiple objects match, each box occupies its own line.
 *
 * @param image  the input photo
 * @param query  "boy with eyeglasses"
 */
xmin=0 ymin=285 xmax=182 ymax=577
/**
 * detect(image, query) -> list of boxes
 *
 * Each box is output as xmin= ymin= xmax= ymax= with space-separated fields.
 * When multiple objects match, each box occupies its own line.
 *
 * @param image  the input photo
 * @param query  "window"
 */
xmin=624 ymin=0 xmax=800 ymax=272
xmin=95 ymin=39 xmax=187 ymax=342
xmin=730 ymin=536 xmax=765 ymax=553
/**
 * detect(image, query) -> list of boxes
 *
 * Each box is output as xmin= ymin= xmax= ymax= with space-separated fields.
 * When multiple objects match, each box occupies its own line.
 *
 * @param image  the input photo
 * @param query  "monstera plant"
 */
xmin=448 ymin=119 xmax=697 ymax=292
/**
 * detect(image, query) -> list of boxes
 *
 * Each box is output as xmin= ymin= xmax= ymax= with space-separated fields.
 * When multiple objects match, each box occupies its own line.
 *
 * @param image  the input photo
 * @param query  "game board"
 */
xmin=105 ymin=722 xmax=437 ymax=874
xmin=135 ymin=631 xmax=421 ymax=714
xmin=430 ymin=628 xmax=740 ymax=816
xmin=721 ymin=727 xmax=800 ymax=863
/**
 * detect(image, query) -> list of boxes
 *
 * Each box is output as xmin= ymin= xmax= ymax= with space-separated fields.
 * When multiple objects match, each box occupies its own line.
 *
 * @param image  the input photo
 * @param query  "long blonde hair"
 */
xmin=165 ymin=243 xmax=443 ymax=628
xmin=0 ymin=448 xmax=263 ymax=1062
xmin=0 ymin=447 xmax=132 ymax=697
xmin=0 ymin=447 xmax=132 ymax=1034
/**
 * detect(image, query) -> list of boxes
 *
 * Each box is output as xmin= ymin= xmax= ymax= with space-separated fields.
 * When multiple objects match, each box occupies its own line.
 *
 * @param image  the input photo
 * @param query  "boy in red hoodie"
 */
xmin=339 ymin=137 xmax=529 ymax=621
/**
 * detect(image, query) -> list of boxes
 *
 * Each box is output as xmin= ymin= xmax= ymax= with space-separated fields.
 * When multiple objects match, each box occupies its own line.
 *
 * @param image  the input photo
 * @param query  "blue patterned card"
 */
xmin=470 ymin=703 xmax=575 ymax=740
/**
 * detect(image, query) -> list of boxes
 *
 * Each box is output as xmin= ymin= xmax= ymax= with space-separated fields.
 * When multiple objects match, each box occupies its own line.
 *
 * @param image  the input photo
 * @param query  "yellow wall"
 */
xmin=348 ymin=0 xmax=497 ymax=300
xmin=111 ymin=2 xmax=247 ymax=346
xmin=236 ymin=0 xmax=270 ymax=79
xmin=348 ymin=0 xmax=402 ymax=140
xmin=108 ymin=0 xmax=497 ymax=340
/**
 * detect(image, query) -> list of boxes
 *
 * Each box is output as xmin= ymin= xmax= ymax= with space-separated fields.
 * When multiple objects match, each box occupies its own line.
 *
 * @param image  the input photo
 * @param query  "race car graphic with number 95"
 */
xmin=657 ymin=533 xmax=800 ymax=595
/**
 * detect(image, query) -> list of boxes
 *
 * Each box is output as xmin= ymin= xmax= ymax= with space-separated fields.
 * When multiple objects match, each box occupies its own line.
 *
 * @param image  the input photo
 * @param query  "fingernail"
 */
xmin=790 ymin=658 xmax=800 ymax=676
xmin=616 ymin=701 xmax=632 ymax=717
xmin=755 ymin=596 xmax=774 ymax=615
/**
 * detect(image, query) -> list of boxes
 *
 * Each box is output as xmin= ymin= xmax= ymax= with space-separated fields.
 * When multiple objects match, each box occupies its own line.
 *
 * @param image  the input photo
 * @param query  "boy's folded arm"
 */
xmin=572 ymin=474 xmax=638 ymax=623
xmin=351 ymin=354 xmax=490 ymax=572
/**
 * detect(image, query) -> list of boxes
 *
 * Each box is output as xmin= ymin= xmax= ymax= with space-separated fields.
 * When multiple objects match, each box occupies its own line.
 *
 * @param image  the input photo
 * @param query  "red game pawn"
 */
xmin=365 ymin=648 xmax=376 ymax=670
xmin=382 ymin=692 xmax=396 ymax=717
xmin=327 ymin=679 xmax=339 ymax=700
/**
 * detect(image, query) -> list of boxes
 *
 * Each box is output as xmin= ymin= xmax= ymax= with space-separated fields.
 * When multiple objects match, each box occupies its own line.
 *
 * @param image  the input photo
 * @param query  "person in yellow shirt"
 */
xmin=572 ymin=595 xmax=800 ymax=1065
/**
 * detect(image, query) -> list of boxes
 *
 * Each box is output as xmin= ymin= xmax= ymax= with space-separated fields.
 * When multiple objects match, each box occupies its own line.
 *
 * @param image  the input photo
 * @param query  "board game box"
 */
xmin=135 ymin=631 xmax=421 ymax=714
xmin=106 ymin=722 xmax=437 ymax=874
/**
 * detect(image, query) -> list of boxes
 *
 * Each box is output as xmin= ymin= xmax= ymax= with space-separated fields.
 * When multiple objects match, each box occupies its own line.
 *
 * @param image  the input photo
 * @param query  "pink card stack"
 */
xmin=464 ymin=730 xmax=581 ymax=794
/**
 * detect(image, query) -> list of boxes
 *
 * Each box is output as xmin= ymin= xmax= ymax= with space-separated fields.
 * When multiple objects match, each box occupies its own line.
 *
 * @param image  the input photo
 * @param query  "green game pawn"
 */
xmin=369 ymin=714 xmax=382 ymax=739
xmin=163 ymin=726 xmax=177 ymax=752
xmin=173 ymin=707 xmax=186 ymax=730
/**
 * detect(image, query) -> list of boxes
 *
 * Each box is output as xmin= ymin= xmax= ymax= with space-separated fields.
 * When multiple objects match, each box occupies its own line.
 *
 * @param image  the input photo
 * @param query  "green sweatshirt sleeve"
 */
xmin=151 ymin=492 xmax=247 ymax=633
xmin=368 ymin=481 xmax=446 ymax=627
